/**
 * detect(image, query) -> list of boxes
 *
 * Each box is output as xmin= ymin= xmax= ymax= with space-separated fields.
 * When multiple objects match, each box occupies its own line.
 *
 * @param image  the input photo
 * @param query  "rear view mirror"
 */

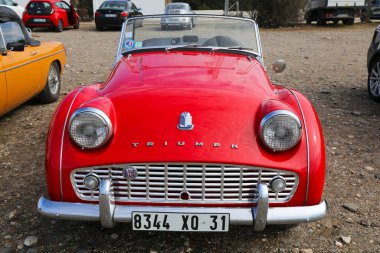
xmin=272 ymin=59 xmax=286 ymax=73
xmin=6 ymin=42 xmax=25 ymax=52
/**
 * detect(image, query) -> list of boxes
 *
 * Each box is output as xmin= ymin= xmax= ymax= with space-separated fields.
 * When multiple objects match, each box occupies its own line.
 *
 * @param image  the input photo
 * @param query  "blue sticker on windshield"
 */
xmin=124 ymin=40 xmax=135 ymax=49
xmin=135 ymin=42 xmax=142 ymax=48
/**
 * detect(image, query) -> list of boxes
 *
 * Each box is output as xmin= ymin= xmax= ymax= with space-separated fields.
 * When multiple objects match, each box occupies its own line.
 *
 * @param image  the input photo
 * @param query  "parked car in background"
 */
xmin=161 ymin=2 xmax=196 ymax=30
xmin=95 ymin=0 xmax=142 ymax=31
xmin=22 ymin=0 xmax=80 ymax=32
xmin=361 ymin=0 xmax=380 ymax=22
xmin=38 ymin=15 xmax=327 ymax=232
xmin=0 ymin=0 xmax=24 ymax=18
xmin=0 ymin=7 xmax=66 ymax=117
xmin=367 ymin=25 xmax=380 ymax=102
xmin=305 ymin=0 xmax=364 ymax=25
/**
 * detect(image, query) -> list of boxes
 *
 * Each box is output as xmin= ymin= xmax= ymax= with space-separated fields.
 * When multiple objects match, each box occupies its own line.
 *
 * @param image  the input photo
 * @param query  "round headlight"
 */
xmin=69 ymin=107 xmax=112 ymax=149
xmin=259 ymin=110 xmax=302 ymax=152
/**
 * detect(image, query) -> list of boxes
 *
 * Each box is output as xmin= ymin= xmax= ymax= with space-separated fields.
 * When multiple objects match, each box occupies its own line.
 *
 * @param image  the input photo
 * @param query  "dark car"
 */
xmin=95 ymin=0 xmax=142 ymax=31
xmin=367 ymin=25 xmax=380 ymax=102
xmin=22 ymin=0 xmax=79 ymax=32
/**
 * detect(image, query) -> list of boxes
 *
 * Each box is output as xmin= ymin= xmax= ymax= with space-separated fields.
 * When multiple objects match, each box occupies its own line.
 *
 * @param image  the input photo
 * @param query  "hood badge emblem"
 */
xmin=178 ymin=112 xmax=194 ymax=130
xmin=122 ymin=166 xmax=138 ymax=179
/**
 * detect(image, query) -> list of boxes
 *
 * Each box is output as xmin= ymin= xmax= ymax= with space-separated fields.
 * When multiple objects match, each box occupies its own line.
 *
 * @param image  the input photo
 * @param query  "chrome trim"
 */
xmin=0 ymin=26 xmax=6 ymax=55
xmin=259 ymin=110 xmax=302 ymax=152
xmin=99 ymin=179 xmax=116 ymax=228
xmin=38 ymin=197 xmax=327 ymax=228
xmin=115 ymin=21 xmax=127 ymax=65
xmin=253 ymin=183 xmax=268 ymax=231
xmin=287 ymin=90 xmax=311 ymax=205
xmin=68 ymin=107 xmax=113 ymax=149
xmin=70 ymin=163 xmax=299 ymax=204
xmin=177 ymin=112 xmax=194 ymax=130
xmin=59 ymin=87 xmax=85 ymax=200
xmin=0 ymin=50 xmax=65 ymax=73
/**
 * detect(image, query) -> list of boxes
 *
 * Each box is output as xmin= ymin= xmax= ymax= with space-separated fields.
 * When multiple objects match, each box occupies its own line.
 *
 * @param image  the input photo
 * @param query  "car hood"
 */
xmin=82 ymin=51 xmax=304 ymax=168
xmin=101 ymin=51 xmax=273 ymax=95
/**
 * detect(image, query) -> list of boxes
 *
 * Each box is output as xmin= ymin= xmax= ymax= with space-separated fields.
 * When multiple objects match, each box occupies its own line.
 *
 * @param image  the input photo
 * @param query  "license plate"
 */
xmin=169 ymin=18 xmax=179 ymax=22
xmin=337 ymin=14 xmax=349 ymax=17
xmin=34 ymin=19 xmax=46 ymax=22
xmin=132 ymin=212 xmax=229 ymax=232
xmin=105 ymin=14 xmax=116 ymax=17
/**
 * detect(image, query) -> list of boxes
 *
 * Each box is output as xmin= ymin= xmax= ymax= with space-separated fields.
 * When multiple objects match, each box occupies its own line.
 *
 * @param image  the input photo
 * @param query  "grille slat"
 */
xmin=71 ymin=164 xmax=299 ymax=204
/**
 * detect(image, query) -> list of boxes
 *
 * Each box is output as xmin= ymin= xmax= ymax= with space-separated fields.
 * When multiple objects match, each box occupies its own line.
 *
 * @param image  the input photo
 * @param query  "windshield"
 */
xmin=117 ymin=15 xmax=261 ymax=59
xmin=99 ymin=1 xmax=128 ymax=10
xmin=27 ymin=2 xmax=52 ymax=15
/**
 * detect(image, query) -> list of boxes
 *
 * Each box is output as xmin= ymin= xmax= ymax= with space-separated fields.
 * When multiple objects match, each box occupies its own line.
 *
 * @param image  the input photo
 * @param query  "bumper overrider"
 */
xmin=38 ymin=180 xmax=327 ymax=231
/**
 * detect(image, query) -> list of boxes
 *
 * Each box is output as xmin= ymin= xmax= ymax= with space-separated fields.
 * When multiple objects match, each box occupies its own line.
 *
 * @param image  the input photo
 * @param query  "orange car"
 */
xmin=0 ymin=6 xmax=66 ymax=116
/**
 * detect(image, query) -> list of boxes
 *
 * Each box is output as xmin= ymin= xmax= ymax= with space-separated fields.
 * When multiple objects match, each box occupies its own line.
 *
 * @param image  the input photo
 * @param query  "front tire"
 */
xmin=343 ymin=18 xmax=354 ymax=25
xmin=56 ymin=19 xmax=63 ymax=32
xmin=73 ymin=19 xmax=80 ymax=29
xmin=36 ymin=62 xmax=61 ymax=103
xmin=368 ymin=58 xmax=380 ymax=102
xmin=316 ymin=16 xmax=326 ymax=26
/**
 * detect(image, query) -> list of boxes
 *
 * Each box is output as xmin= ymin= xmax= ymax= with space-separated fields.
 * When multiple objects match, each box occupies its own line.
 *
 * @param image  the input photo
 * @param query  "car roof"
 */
xmin=0 ymin=6 xmax=40 ymax=46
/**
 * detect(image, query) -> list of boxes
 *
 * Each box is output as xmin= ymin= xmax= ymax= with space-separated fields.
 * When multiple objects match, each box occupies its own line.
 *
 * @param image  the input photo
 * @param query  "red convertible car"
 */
xmin=39 ymin=15 xmax=327 ymax=232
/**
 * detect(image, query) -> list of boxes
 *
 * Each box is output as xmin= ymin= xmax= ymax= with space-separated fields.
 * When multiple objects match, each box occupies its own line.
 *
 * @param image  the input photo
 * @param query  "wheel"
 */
xmin=187 ymin=23 xmax=192 ymax=30
xmin=73 ymin=19 xmax=80 ymax=29
xmin=316 ymin=16 xmax=326 ymax=26
xmin=56 ymin=19 xmax=63 ymax=32
xmin=36 ymin=62 xmax=61 ymax=103
xmin=368 ymin=58 xmax=380 ymax=102
xmin=305 ymin=13 xmax=312 ymax=24
xmin=96 ymin=25 xmax=103 ymax=31
xmin=192 ymin=18 xmax=196 ymax=27
xmin=342 ymin=18 xmax=354 ymax=25
xmin=333 ymin=20 xmax=339 ymax=25
xmin=161 ymin=25 xmax=166 ymax=30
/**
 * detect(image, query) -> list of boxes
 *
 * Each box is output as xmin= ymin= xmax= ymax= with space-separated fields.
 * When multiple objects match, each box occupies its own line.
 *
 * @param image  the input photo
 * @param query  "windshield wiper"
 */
xmin=211 ymin=46 xmax=254 ymax=52
xmin=165 ymin=44 xmax=198 ymax=52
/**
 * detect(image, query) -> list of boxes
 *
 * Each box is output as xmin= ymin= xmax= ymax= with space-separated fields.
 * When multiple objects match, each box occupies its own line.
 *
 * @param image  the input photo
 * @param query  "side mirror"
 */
xmin=6 ymin=42 xmax=25 ymax=52
xmin=271 ymin=59 xmax=286 ymax=73
xmin=13 ymin=2 xmax=18 ymax=6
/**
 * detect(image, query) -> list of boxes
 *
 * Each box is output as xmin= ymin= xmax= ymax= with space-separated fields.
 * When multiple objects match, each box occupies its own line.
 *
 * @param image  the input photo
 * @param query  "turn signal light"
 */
xmin=120 ymin=12 xmax=129 ymax=17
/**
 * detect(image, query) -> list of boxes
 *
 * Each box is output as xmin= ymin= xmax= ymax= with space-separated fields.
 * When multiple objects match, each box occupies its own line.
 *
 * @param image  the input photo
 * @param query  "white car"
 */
xmin=161 ymin=2 xmax=196 ymax=30
xmin=0 ymin=0 xmax=24 ymax=18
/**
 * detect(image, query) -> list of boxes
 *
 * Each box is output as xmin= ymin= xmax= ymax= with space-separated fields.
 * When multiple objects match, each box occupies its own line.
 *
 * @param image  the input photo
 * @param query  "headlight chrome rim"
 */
xmin=259 ymin=110 xmax=302 ymax=152
xmin=69 ymin=107 xmax=113 ymax=149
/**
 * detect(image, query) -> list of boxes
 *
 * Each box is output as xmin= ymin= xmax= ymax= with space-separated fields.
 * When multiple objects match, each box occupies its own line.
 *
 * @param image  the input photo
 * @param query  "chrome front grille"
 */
xmin=71 ymin=164 xmax=299 ymax=203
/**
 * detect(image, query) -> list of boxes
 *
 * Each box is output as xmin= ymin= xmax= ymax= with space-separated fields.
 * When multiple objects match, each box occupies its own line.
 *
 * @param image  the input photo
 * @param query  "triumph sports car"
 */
xmin=38 ymin=15 xmax=327 ymax=232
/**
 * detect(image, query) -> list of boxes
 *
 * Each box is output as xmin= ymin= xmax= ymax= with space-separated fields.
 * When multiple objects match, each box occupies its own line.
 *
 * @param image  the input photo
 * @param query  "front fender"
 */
xmin=45 ymin=85 xmax=101 ymax=201
xmin=291 ymin=90 xmax=325 ymax=206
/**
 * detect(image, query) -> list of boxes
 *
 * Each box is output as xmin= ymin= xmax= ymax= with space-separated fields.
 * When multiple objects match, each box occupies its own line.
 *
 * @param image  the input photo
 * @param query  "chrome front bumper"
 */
xmin=38 ymin=180 xmax=327 ymax=231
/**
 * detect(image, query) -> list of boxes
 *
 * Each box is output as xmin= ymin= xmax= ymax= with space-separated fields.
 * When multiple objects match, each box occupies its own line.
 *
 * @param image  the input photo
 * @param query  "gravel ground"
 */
xmin=0 ymin=22 xmax=379 ymax=253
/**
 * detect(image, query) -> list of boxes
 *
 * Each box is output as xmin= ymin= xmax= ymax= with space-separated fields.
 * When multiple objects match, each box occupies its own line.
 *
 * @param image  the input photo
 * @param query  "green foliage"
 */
xmin=251 ymin=0 xmax=306 ymax=27
xmin=171 ymin=0 xmax=306 ymax=27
